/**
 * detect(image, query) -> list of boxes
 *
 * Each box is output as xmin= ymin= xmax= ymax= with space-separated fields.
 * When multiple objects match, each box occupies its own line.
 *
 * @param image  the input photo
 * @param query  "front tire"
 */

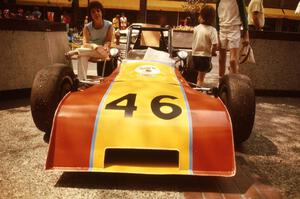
xmin=31 ymin=64 xmax=76 ymax=136
xmin=219 ymin=74 xmax=256 ymax=145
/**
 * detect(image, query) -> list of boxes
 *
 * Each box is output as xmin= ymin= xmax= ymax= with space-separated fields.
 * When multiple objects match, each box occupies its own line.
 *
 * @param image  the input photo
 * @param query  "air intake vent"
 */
xmin=104 ymin=149 xmax=179 ymax=168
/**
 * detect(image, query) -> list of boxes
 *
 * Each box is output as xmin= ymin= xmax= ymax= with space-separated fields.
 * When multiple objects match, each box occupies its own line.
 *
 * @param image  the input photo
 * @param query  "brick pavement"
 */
xmin=183 ymin=164 xmax=282 ymax=199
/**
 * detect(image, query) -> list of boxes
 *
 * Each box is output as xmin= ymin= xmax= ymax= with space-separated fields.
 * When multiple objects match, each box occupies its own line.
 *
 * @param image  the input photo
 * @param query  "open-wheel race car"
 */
xmin=31 ymin=25 xmax=255 ymax=177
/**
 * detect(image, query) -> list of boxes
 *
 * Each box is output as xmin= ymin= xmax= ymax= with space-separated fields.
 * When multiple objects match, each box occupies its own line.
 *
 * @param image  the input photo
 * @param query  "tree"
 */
xmin=182 ymin=0 xmax=207 ymax=14
xmin=182 ymin=0 xmax=207 ymax=26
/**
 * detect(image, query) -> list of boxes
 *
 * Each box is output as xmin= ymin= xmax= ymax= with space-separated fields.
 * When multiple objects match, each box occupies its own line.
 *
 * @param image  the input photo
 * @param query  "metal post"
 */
xmin=137 ymin=0 xmax=147 ymax=23
xmin=71 ymin=0 xmax=79 ymax=28
xmin=87 ymin=0 xmax=90 ymax=16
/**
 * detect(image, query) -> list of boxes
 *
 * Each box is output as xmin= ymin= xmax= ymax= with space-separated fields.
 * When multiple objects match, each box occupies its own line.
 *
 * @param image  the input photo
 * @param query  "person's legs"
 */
xmin=77 ymin=56 xmax=89 ymax=80
xmin=197 ymin=72 xmax=206 ymax=87
xmin=229 ymin=48 xmax=239 ymax=73
xmin=219 ymin=48 xmax=227 ymax=77
xmin=227 ymin=25 xmax=241 ymax=74
xmin=218 ymin=28 xmax=228 ymax=77
xmin=77 ymin=48 xmax=104 ymax=80
xmin=193 ymin=56 xmax=211 ymax=86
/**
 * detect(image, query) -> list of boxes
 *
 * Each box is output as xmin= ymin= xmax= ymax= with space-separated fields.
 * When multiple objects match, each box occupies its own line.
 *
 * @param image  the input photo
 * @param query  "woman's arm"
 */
xmin=82 ymin=25 xmax=98 ymax=50
xmin=212 ymin=44 xmax=218 ymax=56
xmin=104 ymin=25 xmax=113 ymax=49
xmin=252 ymin=11 xmax=262 ymax=30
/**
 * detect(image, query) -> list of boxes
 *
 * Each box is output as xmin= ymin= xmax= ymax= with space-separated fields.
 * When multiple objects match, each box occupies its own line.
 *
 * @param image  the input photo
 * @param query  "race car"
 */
xmin=31 ymin=25 xmax=255 ymax=177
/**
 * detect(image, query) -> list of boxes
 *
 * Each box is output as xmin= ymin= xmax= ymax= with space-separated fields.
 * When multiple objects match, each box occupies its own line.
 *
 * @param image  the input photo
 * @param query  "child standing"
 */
xmin=192 ymin=5 xmax=218 ymax=86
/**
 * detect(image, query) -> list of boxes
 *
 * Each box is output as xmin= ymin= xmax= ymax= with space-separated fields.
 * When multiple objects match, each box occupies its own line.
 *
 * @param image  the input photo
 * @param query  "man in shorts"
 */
xmin=248 ymin=0 xmax=265 ymax=31
xmin=216 ymin=0 xmax=249 ymax=77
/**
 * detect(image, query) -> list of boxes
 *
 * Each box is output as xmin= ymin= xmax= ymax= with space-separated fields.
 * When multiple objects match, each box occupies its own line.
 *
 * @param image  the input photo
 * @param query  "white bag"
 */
xmin=295 ymin=2 xmax=300 ymax=14
xmin=239 ymin=44 xmax=255 ymax=64
xmin=143 ymin=47 xmax=175 ymax=66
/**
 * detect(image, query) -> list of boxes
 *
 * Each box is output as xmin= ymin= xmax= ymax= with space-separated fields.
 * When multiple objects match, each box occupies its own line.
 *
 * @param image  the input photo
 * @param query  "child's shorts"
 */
xmin=192 ymin=56 xmax=212 ymax=72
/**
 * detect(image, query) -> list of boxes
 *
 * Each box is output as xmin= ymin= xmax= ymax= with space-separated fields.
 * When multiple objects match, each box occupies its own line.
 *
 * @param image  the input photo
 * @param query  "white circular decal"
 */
xmin=135 ymin=65 xmax=160 ymax=76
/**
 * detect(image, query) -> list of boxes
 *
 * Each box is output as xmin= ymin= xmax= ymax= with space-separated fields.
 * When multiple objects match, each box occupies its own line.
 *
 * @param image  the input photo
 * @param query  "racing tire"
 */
xmin=31 ymin=64 xmax=76 ymax=136
xmin=219 ymin=74 xmax=256 ymax=145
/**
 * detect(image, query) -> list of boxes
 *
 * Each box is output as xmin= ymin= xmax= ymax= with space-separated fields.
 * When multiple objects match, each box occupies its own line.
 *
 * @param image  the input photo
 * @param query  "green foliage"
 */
xmin=182 ymin=0 xmax=207 ymax=13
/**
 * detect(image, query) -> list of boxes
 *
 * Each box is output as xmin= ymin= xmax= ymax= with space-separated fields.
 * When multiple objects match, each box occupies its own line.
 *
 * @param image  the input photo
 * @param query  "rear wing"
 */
xmin=125 ymin=25 xmax=172 ymax=58
xmin=125 ymin=24 xmax=193 ymax=59
xmin=172 ymin=30 xmax=193 ymax=50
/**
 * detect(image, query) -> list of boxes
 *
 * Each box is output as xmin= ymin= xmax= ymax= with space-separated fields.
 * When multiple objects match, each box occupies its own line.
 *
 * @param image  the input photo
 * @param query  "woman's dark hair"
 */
xmin=88 ymin=1 xmax=105 ymax=17
xmin=199 ymin=5 xmax=215 ymax=26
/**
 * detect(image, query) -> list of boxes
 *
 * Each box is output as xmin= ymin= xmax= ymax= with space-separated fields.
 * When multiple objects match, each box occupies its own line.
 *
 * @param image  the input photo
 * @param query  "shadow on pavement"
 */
xmin=0 ymin=89 xmax=31 ymax=110
xmin=0 ymin=97 xmax=30 ymax=110
xmin=236 ymin=133 xmax=278 ymax=156
xmin=55 ymin=170 xmax=252 ymax=195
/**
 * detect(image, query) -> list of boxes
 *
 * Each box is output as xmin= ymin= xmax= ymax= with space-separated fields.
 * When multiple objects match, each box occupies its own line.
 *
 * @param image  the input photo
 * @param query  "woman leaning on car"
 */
xmin=66 ymin=1 xmax=113 ymax=80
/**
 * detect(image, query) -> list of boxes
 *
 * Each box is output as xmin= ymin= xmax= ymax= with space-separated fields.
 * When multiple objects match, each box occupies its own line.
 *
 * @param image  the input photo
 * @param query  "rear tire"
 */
xmin=31 ymin=64 xmax=76 ymax=136
xmin=219 ymin=74 xmax=256 ymax=145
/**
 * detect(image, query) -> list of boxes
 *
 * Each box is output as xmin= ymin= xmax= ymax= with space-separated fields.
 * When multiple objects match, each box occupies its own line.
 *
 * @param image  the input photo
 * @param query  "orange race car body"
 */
xmin=46 ymin=60 xmax=235 ymax=177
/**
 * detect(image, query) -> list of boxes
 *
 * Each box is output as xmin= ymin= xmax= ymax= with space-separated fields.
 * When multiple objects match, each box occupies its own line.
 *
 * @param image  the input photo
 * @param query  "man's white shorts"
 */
xmin=219 ymin=25 xmax=241 ymax=49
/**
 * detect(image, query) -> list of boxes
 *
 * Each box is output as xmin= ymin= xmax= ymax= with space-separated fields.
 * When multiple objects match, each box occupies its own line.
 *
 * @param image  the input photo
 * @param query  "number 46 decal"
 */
xmin=105 ymin=93 xmax=182 ymax=120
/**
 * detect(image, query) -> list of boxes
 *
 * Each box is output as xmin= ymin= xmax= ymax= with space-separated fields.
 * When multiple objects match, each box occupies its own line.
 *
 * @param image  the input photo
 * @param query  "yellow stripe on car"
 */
xmin=90 ymin=61 xmax=191 ymax=174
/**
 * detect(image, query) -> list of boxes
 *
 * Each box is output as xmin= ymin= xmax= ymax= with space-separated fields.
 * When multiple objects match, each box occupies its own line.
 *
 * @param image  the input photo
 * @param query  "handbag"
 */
xmin=239 ymin=44 xmax=255 ymax=64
